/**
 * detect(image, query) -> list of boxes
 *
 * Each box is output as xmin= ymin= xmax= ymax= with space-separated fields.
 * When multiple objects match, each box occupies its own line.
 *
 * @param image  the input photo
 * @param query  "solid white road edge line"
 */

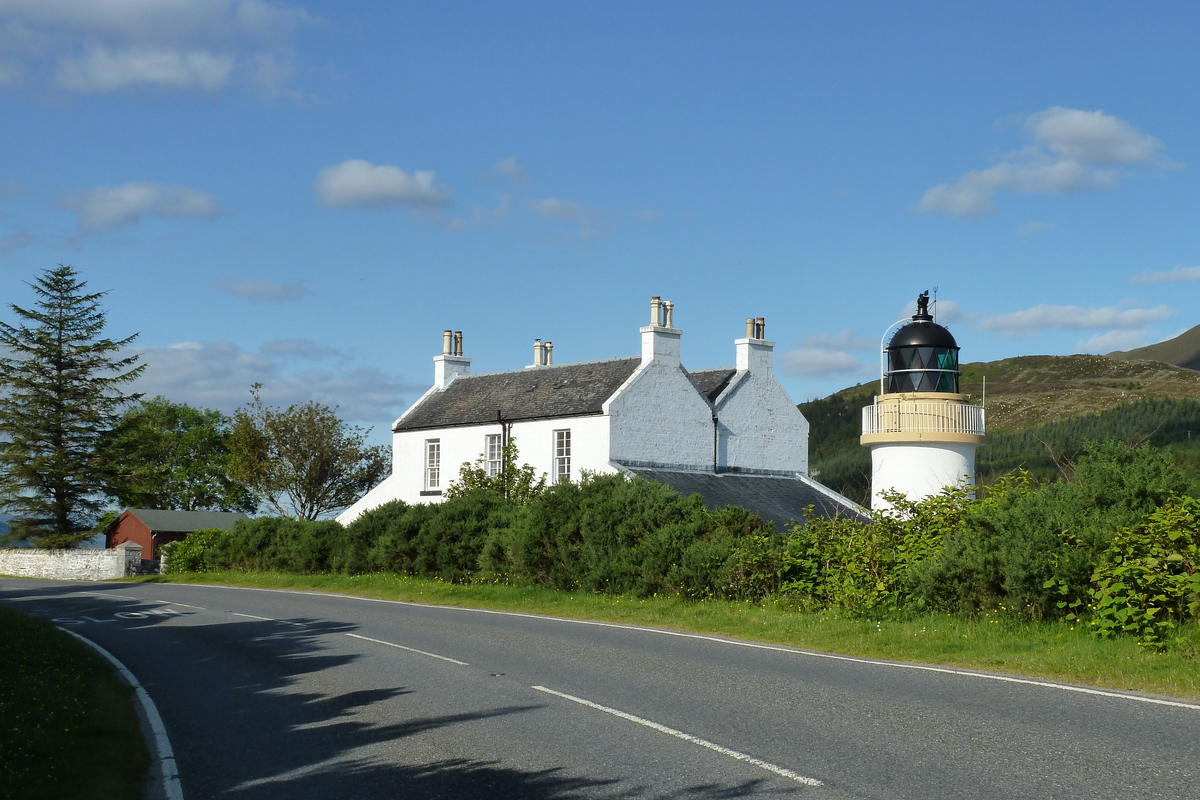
xmin=345 ymin=633 xmax=469 ymax=665
xmin=169 ymin=584 xmax=1200 ymax=712
xmin=63 ymin=629 xmax=184 ymax=800
xmin=532 ymin=685 xmax=823 ymax=787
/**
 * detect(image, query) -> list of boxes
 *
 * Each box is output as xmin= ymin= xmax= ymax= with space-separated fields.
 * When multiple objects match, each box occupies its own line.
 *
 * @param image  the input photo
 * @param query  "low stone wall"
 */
xmin=0 ymin=542 xmax=143 ymax=581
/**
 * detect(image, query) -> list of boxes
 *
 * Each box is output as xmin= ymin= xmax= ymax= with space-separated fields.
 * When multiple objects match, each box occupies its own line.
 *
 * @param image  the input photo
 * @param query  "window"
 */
xmin=485 ymin=434 xmax=503 ymax=477
xmin=425 ymin=439 xmax=441 ymax=490
xmin=553 ymin=429 xmax=571 ymax=484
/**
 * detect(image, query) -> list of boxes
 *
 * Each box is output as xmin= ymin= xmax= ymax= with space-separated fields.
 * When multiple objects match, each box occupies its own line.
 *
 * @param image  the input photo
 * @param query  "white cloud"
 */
xmin=919 ymin=107 xmax=1173 ymax=216
xmin=0 ymin=0 xmax=313 ymax=95
xmin=531 ymin=197 xmax=593 ymax=221
xmin=314 ymin=159 xmax=452 ymax=210
xmin=1130 ymin=265 xmax=1200 ymax=285
xmin=128 ymin=338 xmax=424 ymax=426
xmin=213 ymin=275 xmax=309 ymax=302
xmin=1076 ymin=330 xmax=1149 ymax=354
xmin=977 ymin=303 xmax=1174 ymax=333
xmin=779 ymin=347 xmax=873 ymax=379
xmin=56 ymin=45 xmax=234 ymax=92
xmin=60 ymin=181 xmax=223 ymax=231
xmin=496 ymin=156 xmax=525 ymax=184
xmin=261 ymin=337 xmax=343 ymax=360
xmin=0 ymin=229 xmax=37 ymax=256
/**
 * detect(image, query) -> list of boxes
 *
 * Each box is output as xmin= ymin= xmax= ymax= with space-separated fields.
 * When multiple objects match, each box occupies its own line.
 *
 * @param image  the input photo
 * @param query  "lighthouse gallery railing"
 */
xmin=861 ymin=402 xmax=986 ymax=436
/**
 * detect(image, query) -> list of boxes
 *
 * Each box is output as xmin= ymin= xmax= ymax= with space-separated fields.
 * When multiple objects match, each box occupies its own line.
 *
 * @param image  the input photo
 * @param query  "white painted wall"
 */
xmin=605 ymin=359 xmax=715 ymax=469
xmin=715 ymin=371 xmax=809 ymax=473
xmin=337 ymin=415 xmax=613 ymax=524
xmin=869 ymin=441 xmax=978 ymax=511
xmin=0 ymin=542 xmax=143 ymax=581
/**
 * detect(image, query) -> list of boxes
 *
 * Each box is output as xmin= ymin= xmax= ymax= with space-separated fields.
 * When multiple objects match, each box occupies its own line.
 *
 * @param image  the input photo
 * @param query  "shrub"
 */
xmin=162 ymin=528 xmax=229 ymax=573
xmin=1088 ymin=495 xmax=1200 ymax=647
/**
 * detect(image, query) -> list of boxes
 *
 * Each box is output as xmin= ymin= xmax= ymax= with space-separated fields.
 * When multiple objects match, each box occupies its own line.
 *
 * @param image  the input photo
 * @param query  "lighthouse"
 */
xmin=860 ymin=291 xmax=985 ymax=511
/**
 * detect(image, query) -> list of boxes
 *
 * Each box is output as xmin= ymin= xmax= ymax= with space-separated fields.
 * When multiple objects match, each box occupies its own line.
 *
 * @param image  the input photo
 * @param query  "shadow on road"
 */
xmin=0 ymin=580 xmax=811 ymax=799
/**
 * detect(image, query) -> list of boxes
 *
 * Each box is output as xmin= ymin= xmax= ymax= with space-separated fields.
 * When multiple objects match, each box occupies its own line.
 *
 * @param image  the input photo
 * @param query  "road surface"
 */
xmin=3 ymin=578 xmax=1198 ymax=799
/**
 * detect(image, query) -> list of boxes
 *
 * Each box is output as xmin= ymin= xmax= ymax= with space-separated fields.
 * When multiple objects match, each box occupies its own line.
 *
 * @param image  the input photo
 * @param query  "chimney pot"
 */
xmin=756 ymin=317 xmax=765 ymax=339
xmin=745 ymin=318 xmax=755 ymax=338
xmin=453 ymin=331 xmax=463 ymax=357
xmin=442 ymin=330 xmax=453 ymax=355
xmin=650 ymin=296 xmax=662 ymax=326
xmin=664 ymin=300 xmax=674 ymax=329
xmin=545 ymin=341 xmax=553 ymax=365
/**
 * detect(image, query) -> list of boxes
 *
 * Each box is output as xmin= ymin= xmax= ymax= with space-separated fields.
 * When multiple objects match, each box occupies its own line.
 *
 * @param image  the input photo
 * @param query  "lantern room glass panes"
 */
xmin=887 ymin=346 xmax=959 ymax=393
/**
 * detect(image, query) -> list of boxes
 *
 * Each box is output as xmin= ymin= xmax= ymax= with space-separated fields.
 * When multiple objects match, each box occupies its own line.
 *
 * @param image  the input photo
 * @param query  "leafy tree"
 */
xmin=97 ymin=396 xmax=255 ymax=512
xmin=445 ymin=438 xmax=546 ymax=505
xmin=227 ymin=384 xmax=389 ymax=520
xmin=0 ymin=264 xmax=143 ymax=547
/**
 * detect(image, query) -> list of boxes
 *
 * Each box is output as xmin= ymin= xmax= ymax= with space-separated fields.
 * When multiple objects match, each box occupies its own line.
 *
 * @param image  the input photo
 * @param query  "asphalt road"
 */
xmin=3 ymin=578 xmax=1199 ymax=800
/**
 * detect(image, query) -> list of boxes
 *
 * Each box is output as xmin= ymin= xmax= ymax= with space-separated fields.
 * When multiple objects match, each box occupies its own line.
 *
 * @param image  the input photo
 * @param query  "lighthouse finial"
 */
xmin=914 ymin=290 xmax=932 ymax=321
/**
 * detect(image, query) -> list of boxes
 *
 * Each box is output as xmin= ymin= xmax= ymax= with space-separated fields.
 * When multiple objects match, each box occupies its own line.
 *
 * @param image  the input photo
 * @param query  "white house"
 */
xmin=338 ymin=297 xmax=863 ymax=527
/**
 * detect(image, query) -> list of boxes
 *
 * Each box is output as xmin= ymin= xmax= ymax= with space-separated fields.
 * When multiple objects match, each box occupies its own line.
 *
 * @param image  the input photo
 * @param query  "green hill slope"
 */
xmin=800 ymin=354 xmax=1200 ymax=504
xmin=1108 ymin=323 xmax=1200 ymax=372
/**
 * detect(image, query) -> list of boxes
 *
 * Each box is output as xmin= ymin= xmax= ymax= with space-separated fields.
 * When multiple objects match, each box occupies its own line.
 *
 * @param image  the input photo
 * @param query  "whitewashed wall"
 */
xmin=337 ymin=415 xmax=612 ymax=523
xmin=716 ymin=372 xmax=809 ymax=473
xmin=605 ymin=359 xmax=715 ymax=470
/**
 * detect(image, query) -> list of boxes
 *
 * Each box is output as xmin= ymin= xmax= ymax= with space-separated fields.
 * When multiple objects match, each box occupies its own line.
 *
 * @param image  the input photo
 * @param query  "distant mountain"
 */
xmin=1108 ymin=324 xmax=1200 ymax=371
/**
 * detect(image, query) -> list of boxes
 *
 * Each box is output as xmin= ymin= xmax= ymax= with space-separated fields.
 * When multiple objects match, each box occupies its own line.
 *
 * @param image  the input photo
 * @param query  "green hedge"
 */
xmin=166 ymin=442 xmax=1200 ymax=648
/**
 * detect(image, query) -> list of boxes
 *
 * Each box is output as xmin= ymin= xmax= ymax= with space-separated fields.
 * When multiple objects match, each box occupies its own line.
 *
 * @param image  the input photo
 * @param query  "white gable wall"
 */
xmin=715 ymin=371 xmax=809 ymax=473
xmin=605 ymin=359 xmax=715 ymax=469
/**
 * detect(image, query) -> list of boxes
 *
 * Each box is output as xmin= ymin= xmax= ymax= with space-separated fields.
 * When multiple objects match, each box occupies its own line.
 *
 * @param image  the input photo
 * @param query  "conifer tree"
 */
xmin=0 ymin=264 xmax=144 ymax=547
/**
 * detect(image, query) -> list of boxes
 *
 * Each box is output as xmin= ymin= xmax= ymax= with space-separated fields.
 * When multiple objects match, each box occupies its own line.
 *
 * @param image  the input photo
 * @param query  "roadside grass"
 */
xmin=0 ymin=607 xmax=149 ymax=800
xmin=146 ymin=571 xmax=1200 ymax=701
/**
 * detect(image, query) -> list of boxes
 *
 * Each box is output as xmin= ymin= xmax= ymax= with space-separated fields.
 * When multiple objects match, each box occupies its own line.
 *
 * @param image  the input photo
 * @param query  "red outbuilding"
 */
xmin=105 ymin=509 xmax=250 ymax=560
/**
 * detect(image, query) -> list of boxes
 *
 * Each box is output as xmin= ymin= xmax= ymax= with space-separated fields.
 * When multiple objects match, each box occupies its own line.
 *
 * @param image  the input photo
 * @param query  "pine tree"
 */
xmin=0 ymin=264 xmax=144 ymax=547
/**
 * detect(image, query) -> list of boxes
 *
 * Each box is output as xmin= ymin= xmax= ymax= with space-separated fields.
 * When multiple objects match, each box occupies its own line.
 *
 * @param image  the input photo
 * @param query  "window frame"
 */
xmin=553 ymin=429 xmax=571 ymax=485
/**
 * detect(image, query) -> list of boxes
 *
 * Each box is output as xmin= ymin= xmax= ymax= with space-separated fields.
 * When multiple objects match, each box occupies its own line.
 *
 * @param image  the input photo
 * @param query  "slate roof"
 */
xmin=120 ymin=509 xmax=249 ymax=533
xmin=395 ymin=357 xmax=643 ymax=432
xmin=687 ymin=367 xmax=737 ymax=403
xmin=622 ymin=467 xmax=869 ymax=530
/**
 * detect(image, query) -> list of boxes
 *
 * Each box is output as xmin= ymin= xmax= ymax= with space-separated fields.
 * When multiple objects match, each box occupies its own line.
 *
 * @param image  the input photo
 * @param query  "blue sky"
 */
xmin=2 ymin=1 xmax=1198 ymax=446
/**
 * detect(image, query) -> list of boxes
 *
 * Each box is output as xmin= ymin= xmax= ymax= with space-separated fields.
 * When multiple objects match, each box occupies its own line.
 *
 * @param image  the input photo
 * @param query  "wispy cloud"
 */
xmin=977 ymin=303 xmax=1173 ymax=334
xmin=261 ymin=337 xmax=344 ymax=360
xmin=0 ymin=0 xmax=314 ymax=96
xmin=919 ymin=107 xmax=1175 ymax=216
xmin=779 ymin=328 xmax=875 ymax=379
xmin=495 ymin=156 xmax=525 ymax=184
xmin=128 ymin=338 xmax=425 ymax=426
xmin=212 ymin=276 xmax=310 ymax=302
xmin=0 ymin=229 xmax=37 ymax=256
xmin=60 ymin=181 xmax=223 ymax=231
xmin=314 ymin=159 xmax=452 ymax=210
xmin=1076 ymin=330 xmax=1150 ymax=354
xmin=1130 ymin=265 xmax=1200 ymax=285
xmin=1018 ymin=220 xmax=1053 ymax=237
xmin=531 ymin=197 xmax=596 ymax=221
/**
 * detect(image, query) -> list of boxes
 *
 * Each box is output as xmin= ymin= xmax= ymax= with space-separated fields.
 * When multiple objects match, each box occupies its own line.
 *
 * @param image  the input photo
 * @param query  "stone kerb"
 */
xmin=0 ymin=542 xmax=143 ymax=581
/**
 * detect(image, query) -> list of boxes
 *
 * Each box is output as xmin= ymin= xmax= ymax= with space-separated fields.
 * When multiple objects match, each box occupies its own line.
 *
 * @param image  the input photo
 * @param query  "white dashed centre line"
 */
xmin=230 ymin=612 xmax=305 ymax=627
xmin=532 ymin=685 xmax=824 ymax=787
xmin=345 ymin=633 xmax=469 ymax=666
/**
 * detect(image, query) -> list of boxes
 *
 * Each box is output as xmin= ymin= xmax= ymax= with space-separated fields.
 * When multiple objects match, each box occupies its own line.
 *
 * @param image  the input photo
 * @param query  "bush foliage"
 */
xmin=168 ymin=440 xmax=1200 ymax=648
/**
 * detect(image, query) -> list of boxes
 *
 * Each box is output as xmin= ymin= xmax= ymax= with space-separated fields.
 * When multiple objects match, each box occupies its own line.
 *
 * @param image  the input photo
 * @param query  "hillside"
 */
xmin=800 ymin=354 xmax=1200 ymax=504
xmin=1108 ymin=323 xmax=1200 ymax=372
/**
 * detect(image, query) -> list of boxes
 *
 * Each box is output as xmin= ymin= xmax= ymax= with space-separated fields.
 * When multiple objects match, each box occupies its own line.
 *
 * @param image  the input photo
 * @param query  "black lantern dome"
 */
xmin=885 ymin=291 xmax=960 ymax=393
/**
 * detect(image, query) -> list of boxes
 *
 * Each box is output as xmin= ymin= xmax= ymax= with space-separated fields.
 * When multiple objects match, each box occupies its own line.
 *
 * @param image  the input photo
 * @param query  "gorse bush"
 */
xmin=164 ymin=440 xmax=1200 ymax=647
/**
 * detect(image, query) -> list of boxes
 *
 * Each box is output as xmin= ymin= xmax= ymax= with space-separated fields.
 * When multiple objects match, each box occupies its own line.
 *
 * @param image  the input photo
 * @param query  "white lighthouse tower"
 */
xmin=860 ymin=292 xmax=985 ymax=511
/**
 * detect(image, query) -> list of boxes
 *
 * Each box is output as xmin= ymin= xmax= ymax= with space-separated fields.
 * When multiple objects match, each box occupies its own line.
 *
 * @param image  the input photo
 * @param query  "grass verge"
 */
xmin=0 ymin=607 xmax=149 ymax=800
xmin=145 ymin=571 xmax=1200 ymax=701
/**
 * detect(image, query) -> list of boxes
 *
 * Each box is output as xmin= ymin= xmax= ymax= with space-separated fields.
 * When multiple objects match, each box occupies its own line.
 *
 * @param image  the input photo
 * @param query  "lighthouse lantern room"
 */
xmin=860 ymin=291 xmax=986 ymax=511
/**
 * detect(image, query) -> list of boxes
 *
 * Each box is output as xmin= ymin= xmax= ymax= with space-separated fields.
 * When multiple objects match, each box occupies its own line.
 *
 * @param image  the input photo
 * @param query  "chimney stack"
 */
xmin=736 ymin=316 xmax=774 ymax=372
xmin=641 ymin=296 xmax=682 ymax=365
xmin=434 ymin=328 xmax=471 ymax=389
